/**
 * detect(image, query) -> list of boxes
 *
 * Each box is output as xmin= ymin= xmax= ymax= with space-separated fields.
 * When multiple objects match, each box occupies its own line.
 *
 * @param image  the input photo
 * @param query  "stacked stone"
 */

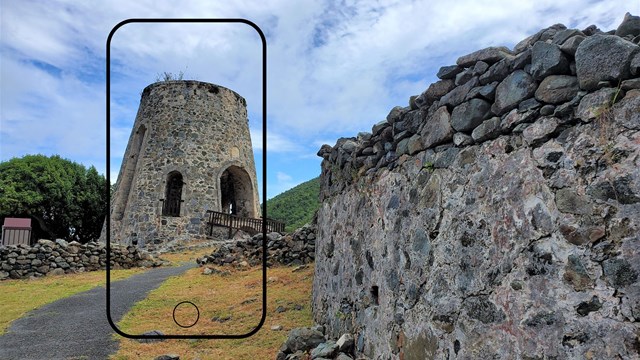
xmin=152 ymin=238 xmax=219 ymax=255
xmin=312 ymin=14 xmax=640 ymax=360
xmin=276 ymin=326 xmax=354 ymax=360
xmin=197 ymin=224 xmax=317 ymax=267
xmin=0 ymin=239 xmax=158 ymax=280
xmin=318 ymin=13 xmax=640 ymax=201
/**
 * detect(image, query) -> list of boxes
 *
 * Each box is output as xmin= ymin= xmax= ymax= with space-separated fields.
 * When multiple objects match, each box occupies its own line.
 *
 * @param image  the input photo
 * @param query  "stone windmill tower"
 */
xmin=107 ymin=80 xmax=260 ymax=246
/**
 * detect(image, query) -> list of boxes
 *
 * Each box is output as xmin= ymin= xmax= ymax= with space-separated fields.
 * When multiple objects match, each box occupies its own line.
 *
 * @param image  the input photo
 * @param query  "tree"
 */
xmin=0 ymin=155 xmax=108 ymax=243
xmin=265 ymin=177 xmax=320 ymax=232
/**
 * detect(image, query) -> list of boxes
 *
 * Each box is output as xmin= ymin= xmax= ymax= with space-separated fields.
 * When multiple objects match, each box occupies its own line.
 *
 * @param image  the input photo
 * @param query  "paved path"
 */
xmin=0 ymin=263 xmax=196 ymax=360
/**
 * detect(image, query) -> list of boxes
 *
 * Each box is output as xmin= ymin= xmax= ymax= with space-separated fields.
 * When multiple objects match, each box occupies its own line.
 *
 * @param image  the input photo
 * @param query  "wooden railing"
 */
xmin=206 ymin=210 xmax=285 ymax=238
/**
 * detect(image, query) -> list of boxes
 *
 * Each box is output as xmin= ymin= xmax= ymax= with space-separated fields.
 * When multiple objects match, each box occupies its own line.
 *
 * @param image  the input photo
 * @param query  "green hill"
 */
xmin=265 ymin=177 xmax=320 ymax=232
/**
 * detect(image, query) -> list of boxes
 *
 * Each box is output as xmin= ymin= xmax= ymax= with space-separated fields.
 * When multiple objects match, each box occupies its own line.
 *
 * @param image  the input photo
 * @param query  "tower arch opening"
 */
xmin=162 ymin=171 xmax=183 ymax=217
xmin=219 ymin=165 xmax=254 ymax=218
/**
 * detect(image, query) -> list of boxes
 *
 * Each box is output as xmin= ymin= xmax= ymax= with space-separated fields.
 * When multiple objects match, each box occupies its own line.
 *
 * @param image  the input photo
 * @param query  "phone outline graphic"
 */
xmin=105 ymin=18 xmax=267 ymax=339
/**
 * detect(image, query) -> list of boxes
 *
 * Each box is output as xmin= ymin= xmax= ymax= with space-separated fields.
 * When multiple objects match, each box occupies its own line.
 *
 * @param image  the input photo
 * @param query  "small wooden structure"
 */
xmin=206 ymin=210 xmax=285 ymax=238
xmin=1 ymin=218 xmax=32 ymax=246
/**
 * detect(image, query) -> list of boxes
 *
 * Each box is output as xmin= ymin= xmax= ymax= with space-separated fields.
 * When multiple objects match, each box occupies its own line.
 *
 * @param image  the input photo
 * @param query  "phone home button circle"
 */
xmin=173 ymin=301 xmax=200 ymax=328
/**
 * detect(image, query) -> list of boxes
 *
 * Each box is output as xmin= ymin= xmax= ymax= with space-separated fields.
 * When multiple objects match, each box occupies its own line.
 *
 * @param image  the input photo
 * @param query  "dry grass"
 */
xmin=0 ymin=268 xmax=144 ymax=334
xmin=154 ymin=239 xmax=216 ymax=265
xmin=157 ymin=245 xmax=218 ymax=265
xmin=112 ymin=264 xmax=314 ymax=360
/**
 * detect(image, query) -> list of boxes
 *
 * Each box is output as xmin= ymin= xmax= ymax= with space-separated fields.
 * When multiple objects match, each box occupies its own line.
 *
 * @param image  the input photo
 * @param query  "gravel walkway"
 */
xmin=0 ymin=263 xmax=196 ymax=360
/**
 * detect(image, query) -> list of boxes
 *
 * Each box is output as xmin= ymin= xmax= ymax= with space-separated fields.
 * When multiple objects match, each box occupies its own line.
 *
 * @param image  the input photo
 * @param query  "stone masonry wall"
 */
xmin=0 ymin=239 xmax=156 ymax=280
xmin=312 ymin=15 xmax=640 ymax=359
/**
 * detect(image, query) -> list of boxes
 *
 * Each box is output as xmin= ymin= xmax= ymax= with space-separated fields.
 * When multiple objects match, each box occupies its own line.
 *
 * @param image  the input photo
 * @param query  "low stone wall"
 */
xmin=197 ymin=224 xmax=317 ymax=267
xmin=0 ymin=239 xmax=158 ymax=280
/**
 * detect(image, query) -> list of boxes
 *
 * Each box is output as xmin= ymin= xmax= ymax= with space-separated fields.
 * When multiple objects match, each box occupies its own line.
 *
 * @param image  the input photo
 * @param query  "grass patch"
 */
xmin=112 ymin=264 xmax=314 ymax=359
xmin=0 ymin=268 xmax=143 ymax=334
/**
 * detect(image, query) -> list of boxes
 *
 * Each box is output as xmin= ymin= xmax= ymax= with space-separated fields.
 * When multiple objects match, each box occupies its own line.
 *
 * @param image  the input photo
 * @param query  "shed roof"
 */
xmin=3 ymin=218 xmax=32 ymax=229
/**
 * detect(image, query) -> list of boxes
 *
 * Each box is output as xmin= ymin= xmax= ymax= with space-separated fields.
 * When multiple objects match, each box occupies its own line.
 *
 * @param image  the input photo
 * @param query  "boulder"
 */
xmin=476 ymin=82 xmax=498 ymax=101
xmin=281 ymin=327 xmax=326 ymax=354
xmin=613 ymin=89 xmax=640 ymax=130
xmin=518 ymin=98 xmax=542 ymax=112
xmin=336 ymin=333 xmax=355 ymax=353
xmin=540 ymin=105 xmax=556 ymax=116
xmin=534 ymin=75 xmax=579 ymax=104
xmin=530 ymin=42 xmax=570 ymax=80
xmin=479 ymin=58 xmax=511 ymax=85
xmin=631 ymin=52 xmax=640 ymax=76
xmin=615 ymin=12 xmax=640 ymax=38
xmin=621 ymin=78 xmax=640 ymax=91
xmin=38 ymin=239 xmax=55 ymax=247
xmin=575 ymin=88 xmax=619 ymax=122
xmin=560 ymin=35 xmax=585 ymax=56
xmin=440 ymin=77 xmax=479 ymax=108
xmin=406 ymin=134 xmax=424 ymax=155
xmin=420 ymin=106 xmax=454 ymax=149
xmin=386 ymin=106 xmax=406 ymax=125
xmin=371 ymin=120 xmax=388 ymax=136
xmin=522 ymin=117 xmax=559 ymax=146
xmin=453 ymin=132 xmax=474 ymax=146
xmin=418 ymin=79 xmax=456 ymax=106
xmin=457 ymin=46 xmax=513 ymax=67
xmin=575 ymin=34 xmax=639 ymax=90
xmin=471 ymin=117 xmax=502 ymax=142
xmin=450 ymin=98 xmax=491 ymax=132
xmin=455 ymin=69 xmax=475 ymax=86
xmin=472 ymin=61 xmax=490 ymax=76
xmin=310 ymin=341 xmax=338 ymax=359
xmin=492 ymin=70 xmax=538 ymax=115
xmin=436 ymin=65 xmax=463 ymax=80
xmin=552 ymin=29 xmax=584 ymax=45
xmin=583 ymin=24 xmax=604 ymax=36
xmin=510 ymin=49 xmax=531 ymax=71
xmin=513 ymin=24 xmax=567 ymax=53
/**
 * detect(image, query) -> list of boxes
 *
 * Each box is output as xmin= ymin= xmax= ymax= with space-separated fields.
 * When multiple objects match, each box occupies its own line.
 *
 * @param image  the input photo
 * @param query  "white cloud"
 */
xmin=0 ymin=0 xmax=634 ymax=188
xmin=268 ymin=171 xmax=303 ymax=199
xmin=276 ymin=171 xmax=292 ymax=182
xmin=0 ymin=53 xmax=105 ymax=171
xmin=250 ymin=128 xmax=304 ymax=153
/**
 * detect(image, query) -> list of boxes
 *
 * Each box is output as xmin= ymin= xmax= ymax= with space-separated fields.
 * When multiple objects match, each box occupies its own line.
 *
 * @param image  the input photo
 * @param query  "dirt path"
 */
xmin=0 ymin=263 xmax=196 ymax=360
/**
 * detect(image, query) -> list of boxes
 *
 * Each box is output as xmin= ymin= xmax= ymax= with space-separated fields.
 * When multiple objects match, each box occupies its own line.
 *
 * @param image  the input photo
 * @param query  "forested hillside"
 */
xmin=265 ymin=177 xmax=319 ymax=232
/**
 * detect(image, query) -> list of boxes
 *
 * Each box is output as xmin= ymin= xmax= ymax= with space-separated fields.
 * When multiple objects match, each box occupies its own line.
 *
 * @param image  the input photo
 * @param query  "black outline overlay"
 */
xmin=173 ymin=301 xmax=200 ymax=328
xmin=106 ymin=18 xmax=267 ymax=339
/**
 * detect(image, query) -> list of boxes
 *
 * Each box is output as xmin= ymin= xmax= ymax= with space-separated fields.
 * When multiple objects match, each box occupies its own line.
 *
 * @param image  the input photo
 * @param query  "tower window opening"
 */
xmin=163 ymin=171 xmax=183 ymax=217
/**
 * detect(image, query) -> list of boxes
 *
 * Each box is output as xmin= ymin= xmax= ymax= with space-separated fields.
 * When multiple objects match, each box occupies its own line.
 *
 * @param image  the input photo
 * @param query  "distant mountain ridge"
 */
xmin=265 ymin=177 xmax=320 ymax=232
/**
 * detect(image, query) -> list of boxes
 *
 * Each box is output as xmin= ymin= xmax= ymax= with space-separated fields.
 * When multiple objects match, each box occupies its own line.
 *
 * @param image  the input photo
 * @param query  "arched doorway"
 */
xmin=219 ymin=165 xmax=254 ymax=218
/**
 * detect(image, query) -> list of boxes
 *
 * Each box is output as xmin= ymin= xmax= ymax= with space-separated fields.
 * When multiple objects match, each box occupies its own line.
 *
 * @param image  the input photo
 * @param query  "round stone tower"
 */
xmin=109 ymin=80 xmax=260 ymax=246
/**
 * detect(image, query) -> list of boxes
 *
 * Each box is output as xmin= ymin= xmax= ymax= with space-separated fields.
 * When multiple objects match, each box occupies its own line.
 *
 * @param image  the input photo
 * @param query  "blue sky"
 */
xmin=0 ymin=0 xmax=635 ymax=200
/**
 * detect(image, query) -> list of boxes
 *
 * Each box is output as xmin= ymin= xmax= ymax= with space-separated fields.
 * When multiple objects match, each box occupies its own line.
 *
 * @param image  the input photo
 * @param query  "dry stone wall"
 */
xmin=197 ymin=224 xmax=317 ymax=267
xmin=0 ymin=239 xmax=157 ymax=280
xmin=313 ymin=15 xmax=640 ymax=360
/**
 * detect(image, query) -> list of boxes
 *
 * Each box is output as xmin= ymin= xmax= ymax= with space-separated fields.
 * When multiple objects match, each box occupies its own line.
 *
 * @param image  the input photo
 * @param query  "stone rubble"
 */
xmin=0 ymin=239 xmax=161 ymax=280
xmin=197 ymin=224 xmax=317 ymax=267
xmin=276 ymin=326 xmax=359 ymax=360
xmin=311 ymin=14 xmax=640 ymax=360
